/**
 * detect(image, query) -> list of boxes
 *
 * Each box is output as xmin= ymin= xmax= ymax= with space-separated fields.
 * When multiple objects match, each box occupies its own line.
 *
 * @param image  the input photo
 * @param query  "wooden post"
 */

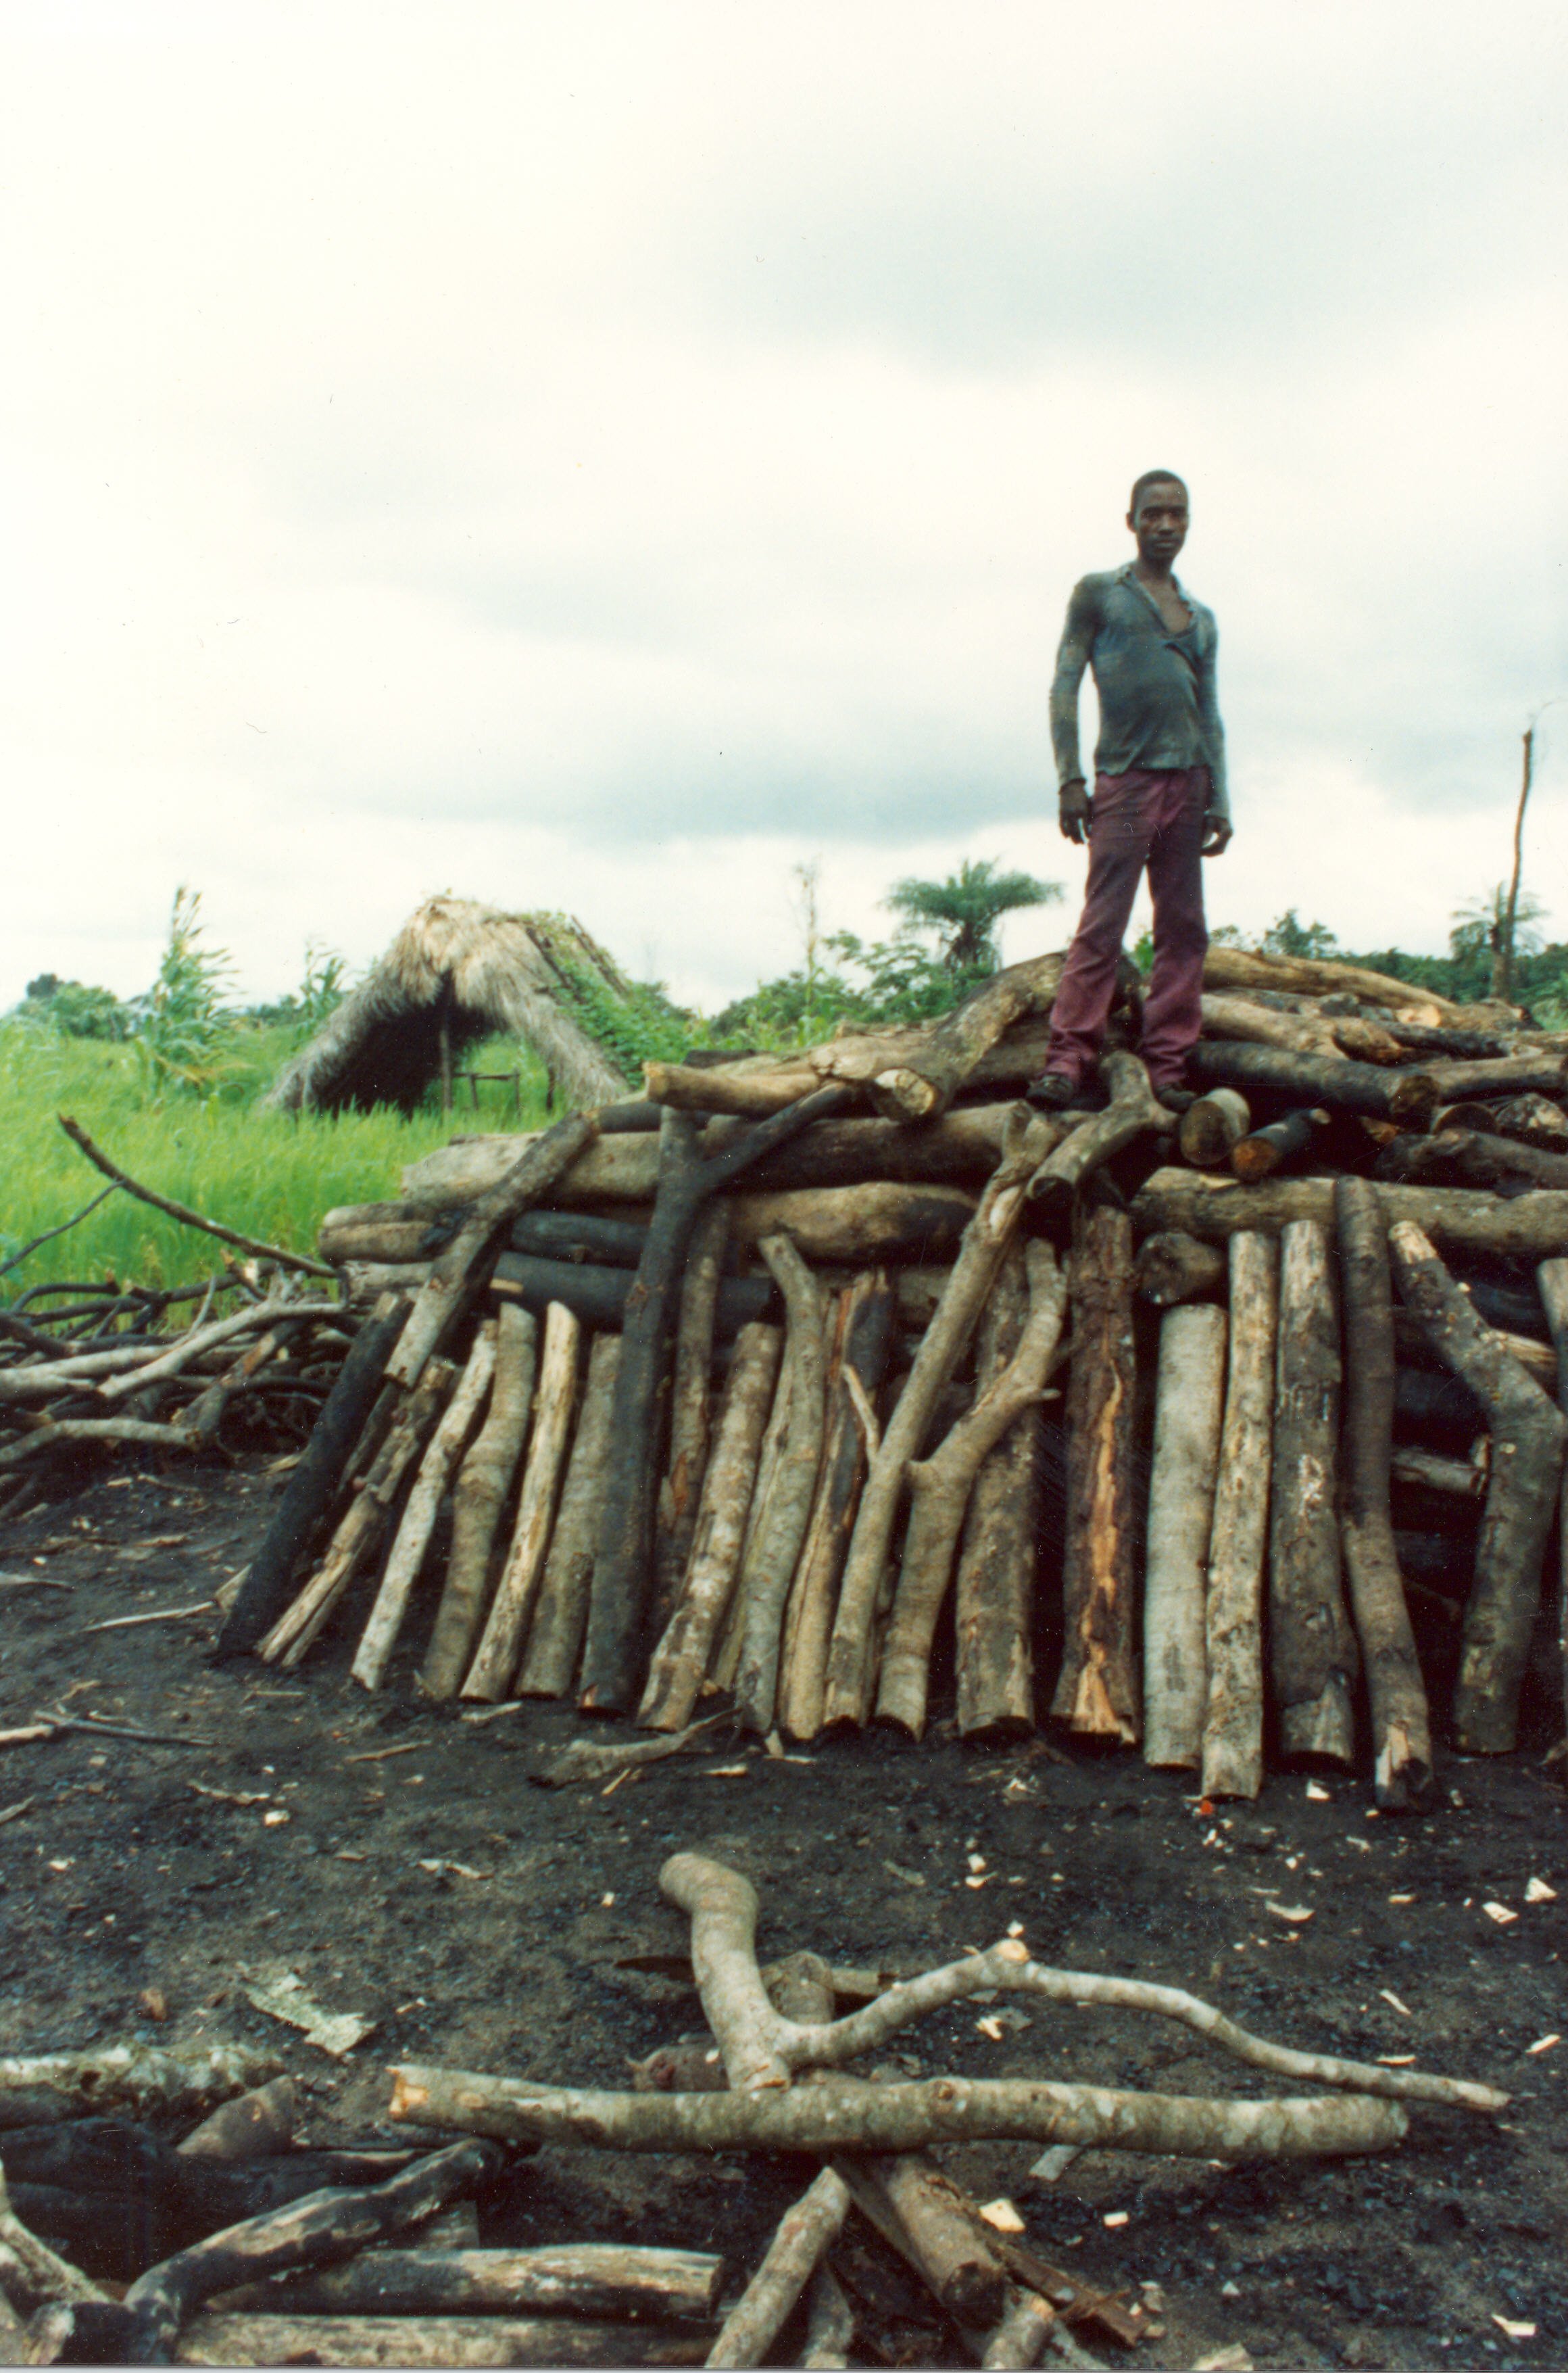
xmin=1178 ymin=1088 xmax=1250 ymax=1170
xmin=420 ymin=1304 xmax=539 ymax=1698
xmin=1269 ymin=1219 xmax=1358 ymax=1765
xmin=734 ymin=1238 xmax=828 ymax=1733
xmin=1051 ymin=1203 xmax=1140 ymax=1744
xmin=1391 ymin=1222 xmax=1567 ymax=1750
xmin=516 ymin=1335 xmax=622 ymax=1698
xmin=954 ymin=1248 xmax=1046 ymax=1739
xmin=1202 ymin=1232 xmax=1278 ymax=1800
xmin=461 ymin=1303 xmax=582 ymax=1701
xmin=1142 ymin=1303 xmax=1227 ymax=1768
xmin=654 ymin=1205 xmax=731 ymax=1629
xmin=1334 ymin=1178 xmax=1434 ymax=1808
xmin=1535 ymin=1254 xmax=1568 ymax=1754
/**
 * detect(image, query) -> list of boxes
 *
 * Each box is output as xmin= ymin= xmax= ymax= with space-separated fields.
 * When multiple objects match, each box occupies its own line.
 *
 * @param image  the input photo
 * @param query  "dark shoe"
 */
xmin=1025 ymin=1072 xmax=1081 ymax=1110
xmin=1153 ymin=1084 xmax=1196 ymax=1115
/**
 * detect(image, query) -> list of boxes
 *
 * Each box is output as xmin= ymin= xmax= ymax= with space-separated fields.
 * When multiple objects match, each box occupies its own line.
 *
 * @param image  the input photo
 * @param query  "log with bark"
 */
xmin=954 ymin=1249 xmax=1050 ymax=1740
xmin=352 ymin=1324 xmax=499 ymax=1692
xmin=1186 ymin=1041 xmax=1438 ymax=1127
xmin=1052 ymin=1204 xmax=1140 ymax=1744
xmin=1334 ymin=1178 xmax=1434 ymax=1808
xmin=387 ymin=1113 xmax=599 ymax=1390
xmin=1391 ymin=1444 xmax=1488 ymax=1498
xmin=1200 ymin=945 xmax=1480 ymax=1021
xmin=820 ymin=1113 xmax=1059 ymax=1727
xmin=1134 ymin=1231 xmax=1227 ymax=1308
xmin=1178 ymin=1088 xmax=1251 ymax=1168
xmin=461 ymin=1303 xmax=582 ymax=1700
xmin=1488 ymin=1092 xmax=1568 ymax=1149
xmin=579 ymin=1086 xmax=851 ymax=1714
xmin=516 ymin=1337 xmax=622 ymax=1699
xmin=800 ymin=2265 xmax=856 ymax=2369
xmin=835 ymin=2155 xmax=1008 ymax=2328
xmin=490 ymin=1255 xmax=773 ymax=1339
xmin=1027 ymin=1051 xmax=1173 ymax=1224
xmin=177 ymin=2079 xmax=298 ymax=2163
xmin=1389 ymin=1222 xmax=1567 ymax=1751
xmin=654 ymin=1206 xmax=731 ymax=1628
xmin=637 ymin=1323 xmax=784 ymax=1731
xmin=1231 ymin=1108 xmax=1329 ymax=1183
xmin=0 ymin=2046 xmax=279 ymax=2136
xmin=709 ymin=1315 xmax=797 ymax=1697
xmin=1421 ymin=1054 xmax=1568 ymax=1103
xmin=1377 ymin=1125 xmax=1568 ymax=1195
xmin=420 ymin=1304 xmax=539 ymax=1698
xmin=878 ymin=1241 xmax=1068 ymax=1738
xmin=1142 ymin=1303 xmax=1227 ymax=1769
xmin=777 ymin=1275 xmax=896 ymax=1741
xmin=1535 ymin=1257 xmax=1568 ymax=1750
xmin=1190 ymin=1243 xmax=1281 ymax=1794
xmin=856 ymin=953 xmax=1069 ymax=1122
xmin=167 ymin=2309 xmax=713 ymax=2366
xmin=216 ymin=1295 xmax=411 ymax=1658
xmin=1130 ymin=1170 xmax=1568 ymax=1264
xmin=210 ymin=2243 xmax=724 ymax=2322
xmin=256 ymin=1363 xmax=458 ymax=1668
xmin=1269 ymin=1220 xmax=1359 ymax=1765
xmin=733 ymin=1239 xmax=828 ymax=1733
xmin=1198 ymin=994 xmax=1403 ymax=1066
xmin=702 ymin=2167 xmax=849 ymax=2369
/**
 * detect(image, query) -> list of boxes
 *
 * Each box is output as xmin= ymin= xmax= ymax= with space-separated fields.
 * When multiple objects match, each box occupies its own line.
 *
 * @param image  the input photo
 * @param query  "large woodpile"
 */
xmin=222 ymin=944 xmax=1568 ymax=1801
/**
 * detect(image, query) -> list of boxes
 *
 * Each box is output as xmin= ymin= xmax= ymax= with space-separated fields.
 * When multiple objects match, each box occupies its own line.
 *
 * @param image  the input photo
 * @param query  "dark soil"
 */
xmin=1 ymin=1456 xmax=1565 ymax=2370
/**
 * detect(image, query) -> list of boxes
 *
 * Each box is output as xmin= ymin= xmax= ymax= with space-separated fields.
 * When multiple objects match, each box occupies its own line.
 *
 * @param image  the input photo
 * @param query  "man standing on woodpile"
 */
xmin=1028 ymin=470 xmax=1230 ymax=1113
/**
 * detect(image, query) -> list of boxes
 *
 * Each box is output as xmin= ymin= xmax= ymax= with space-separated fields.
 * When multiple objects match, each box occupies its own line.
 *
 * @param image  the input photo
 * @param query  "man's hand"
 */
xmin=1202 ymin=813 xmax=1233 ymax=857
xmin=1058 ymin=780 xmax=1093 ymax=845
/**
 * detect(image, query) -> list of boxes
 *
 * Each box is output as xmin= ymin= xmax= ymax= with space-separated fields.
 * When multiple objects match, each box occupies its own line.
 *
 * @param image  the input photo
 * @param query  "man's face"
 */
xmin=1127 ymin=483 xmax=1189 ymax=567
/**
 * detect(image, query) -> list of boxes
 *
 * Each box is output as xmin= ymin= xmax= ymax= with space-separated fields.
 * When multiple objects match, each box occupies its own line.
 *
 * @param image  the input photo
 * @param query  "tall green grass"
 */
xmin=0 ymin=1023 xmax=554 ymax=1301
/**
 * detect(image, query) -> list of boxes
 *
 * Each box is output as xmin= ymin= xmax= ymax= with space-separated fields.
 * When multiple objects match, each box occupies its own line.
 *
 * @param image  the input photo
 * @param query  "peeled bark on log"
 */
xmin=655 ymin=1205 xmax=731 ymax=1628
xmin=822 ymin=1114 xmax=1060 ymax=1727
xmin=515 ymin=1337 xmax=622 ymax=1698
xmin=734 ymin=1240 xmax=828 ymax=1733
xmin=491 ymin=1254 xmax=772 ymax=1339
xmin=216 ymin=1295 xmax=410 ymax=1658
xmin=1269 ymin=1220 xmax=1358 ymax=1765
xmin=462 ymin=1303 xmax=582 ymax=1701
xmin=1179 ymin=1089 xmax=1251 ymax=1168
xmin=581 ymin=1088 xmax=854 ymax=1713
xmin=420 ymin=1305 xmax=539 ymax=1698
xmin=864 ymin=953 xmax=1068 ymax=1122
xmin=777 ymin=1276 xmax=895 ymax=1740
xmin=32 ymin=2140 xmax=504 ymax=2366
xmin=389 ymin=2067 xmax=1406 ymax=2161
xmin=210 ymin=2243 xmax=724 ymax=2322
xmin=258 ymin=1363 xmax=457 ymax=1668
xmin=637 ymin=1324 xmax=783 ymax=1731
xmin=703 ymin=2167 xmax=850 ymax=2369
xmin=848 ymin=2157 xmax=1009 ymax=2328
xmin=1142 ymin=1304 xmax=1227 ymax=1769
xmin=801 ymin=2264 xmax=856 ymax=2369
xmin=1534 ymin=1256 xmax=1568 ymax=1750
xmin=879 ymin=1242 xmax=1068 ymax=1738
xmin=387 ymin=1114 xmax=599 ymax=1390
xmin=352 ymin=1324 xmax=499 ymax=1692
xmin=1389 ymin=1222 xmax=1567 ymax=1750
xmin=1135 ymin=1232 xmax=1227 ymax=1308
xmin=1052 ymin=1205 xmax=1140 ymax=1744
xmin=1231 ymin=1108 xmax=1327 ymax=1183
xmin=1187 ymin=1042 xmax=1437 ymax=1127
xmin=954 ymin=1251 xmax=1048 ymax=1739
xmin=170 ymin=2311 xmax=712 ymax=2368
xmin=178 ymin=2078 xmax=297 ymax=2162
xmin=0 ymin=2046 xmax=278 ymax=2136
xmin=1130 ymin=1170 xmax=1568 ymax=1264
xmin=1028 ymin=1051 xmax=1173 ymax=1222
xmin=1201 ymin=1234 xmax=1278 ymax=1802
xmin=1334 ymin=1179 xmax=1434 ymax=1808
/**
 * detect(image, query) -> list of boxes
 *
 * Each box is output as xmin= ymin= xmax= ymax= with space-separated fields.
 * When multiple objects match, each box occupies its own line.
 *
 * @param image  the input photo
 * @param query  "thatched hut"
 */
xmin=268 ymin=896 xmax=635 ymax=1115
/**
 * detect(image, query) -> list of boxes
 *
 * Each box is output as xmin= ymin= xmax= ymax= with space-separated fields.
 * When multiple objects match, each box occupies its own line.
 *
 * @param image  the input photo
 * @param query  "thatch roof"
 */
xmin=267 ymin=896 xmax=635 ymax=1116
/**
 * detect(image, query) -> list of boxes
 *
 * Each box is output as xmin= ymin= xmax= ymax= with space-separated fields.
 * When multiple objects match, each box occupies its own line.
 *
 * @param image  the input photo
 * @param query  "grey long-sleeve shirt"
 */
xmin=1050 ymin=565 xmax=1229 ymax=819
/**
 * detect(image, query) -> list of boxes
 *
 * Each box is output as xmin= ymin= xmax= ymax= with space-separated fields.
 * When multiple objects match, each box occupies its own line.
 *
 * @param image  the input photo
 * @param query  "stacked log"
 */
xmin=233 ymin=942 xmax=1568 ymax=1785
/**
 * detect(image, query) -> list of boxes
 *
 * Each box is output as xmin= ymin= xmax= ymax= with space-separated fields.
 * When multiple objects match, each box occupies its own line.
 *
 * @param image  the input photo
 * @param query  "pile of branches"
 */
xmin=0 ymin=1122 xmax=360 ymax=1518
xmin=222 ymin=943 xmax=1568 ymax=1800
xmin=0 ymin=2051 xmax=718 ymax=2366
xmin=391 ymin=1850 xmax=1506 ymax=2368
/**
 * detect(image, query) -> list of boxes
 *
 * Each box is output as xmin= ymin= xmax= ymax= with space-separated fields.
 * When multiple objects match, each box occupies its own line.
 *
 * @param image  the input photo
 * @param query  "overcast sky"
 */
xmin=3 ymin=1 xmax=1565 ymax=1012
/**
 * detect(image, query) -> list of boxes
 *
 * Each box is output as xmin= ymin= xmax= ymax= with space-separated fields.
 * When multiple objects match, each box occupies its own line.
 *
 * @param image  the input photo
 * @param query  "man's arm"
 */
xmin=1049 ymin=577 xmax=1101 ymax=844
xmin=1196 ymin=615 xmax=1231 ymax=855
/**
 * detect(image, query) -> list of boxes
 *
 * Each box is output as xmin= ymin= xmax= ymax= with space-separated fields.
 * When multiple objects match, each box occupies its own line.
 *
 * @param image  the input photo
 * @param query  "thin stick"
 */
xmin=0 ymin=1186 xmax=118 ymax=1279
xmin=78 ymin=1602 xmax=213 ymax=1635
xmin=97 ymin=1301 xmax=341 ymax=1403
xmin=702 ymin=2167 xmax=850 ymax=2368
xmin=57 ymin=1116 xmax=334 ymax=1276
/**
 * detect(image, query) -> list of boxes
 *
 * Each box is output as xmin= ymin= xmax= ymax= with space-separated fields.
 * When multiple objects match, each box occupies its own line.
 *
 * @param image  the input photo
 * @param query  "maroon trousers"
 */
xmin=1045 ymin=764 xmax=1210 ymax=1091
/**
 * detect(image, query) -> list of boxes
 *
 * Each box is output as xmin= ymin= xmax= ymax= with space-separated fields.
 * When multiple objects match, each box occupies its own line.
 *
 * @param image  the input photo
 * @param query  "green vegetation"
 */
xmin=0 ymin=1024 xmax=552 ymax=1302
xmin=1213 ymin=896 xmax=1568 ymax=1018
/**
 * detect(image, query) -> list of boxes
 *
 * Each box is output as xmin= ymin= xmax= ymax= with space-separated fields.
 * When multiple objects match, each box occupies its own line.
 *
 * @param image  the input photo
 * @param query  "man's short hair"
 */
xmin=1129 ymin=470 xmax=1188 ymax=517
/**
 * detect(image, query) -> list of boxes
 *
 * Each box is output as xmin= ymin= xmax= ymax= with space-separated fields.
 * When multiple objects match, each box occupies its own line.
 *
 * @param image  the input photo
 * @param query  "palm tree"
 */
xmin=884 ymin=859 xmax=1060 ymax=974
